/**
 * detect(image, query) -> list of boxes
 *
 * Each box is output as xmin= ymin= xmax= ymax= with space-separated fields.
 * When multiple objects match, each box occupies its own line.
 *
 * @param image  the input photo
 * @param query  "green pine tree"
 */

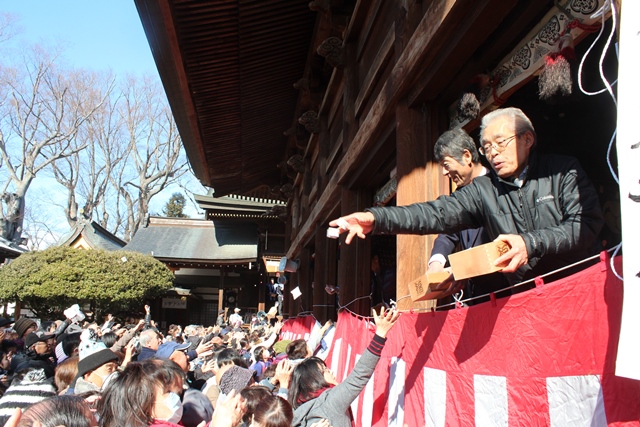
xmin=163 ymin=192 xmax=188 ymax=218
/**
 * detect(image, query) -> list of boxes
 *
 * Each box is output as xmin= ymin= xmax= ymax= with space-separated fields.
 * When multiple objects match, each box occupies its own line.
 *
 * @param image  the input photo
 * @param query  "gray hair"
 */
xmin=434 ymin=128 xmax=480 ymax=164
xmin=139 ymin=329 xmax=158 ymax=347
xmin=480 ymin=107 xmax=537 ymax=147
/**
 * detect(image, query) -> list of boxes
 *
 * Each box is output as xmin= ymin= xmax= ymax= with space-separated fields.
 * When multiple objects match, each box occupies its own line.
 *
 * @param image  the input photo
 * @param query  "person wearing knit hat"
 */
xmin=218 ymin=365 xmax=254 ymax=396
xmin=0 ymin=368 xmax=57 ymax=425
xmin=72 ymin=329 xmax=118 ymax=394
xmin=13 ymin=318 xmax=37 ymax=339
xmin=9 ymin=330 xmax=57 ymax=379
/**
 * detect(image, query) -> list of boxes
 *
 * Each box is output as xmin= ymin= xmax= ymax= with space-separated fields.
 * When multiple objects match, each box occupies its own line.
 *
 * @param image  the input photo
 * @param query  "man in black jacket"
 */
xmin=428 ymin=128 xmax=509 ymax=300
xmin=330 ymin=107 xmax=604 ymax=284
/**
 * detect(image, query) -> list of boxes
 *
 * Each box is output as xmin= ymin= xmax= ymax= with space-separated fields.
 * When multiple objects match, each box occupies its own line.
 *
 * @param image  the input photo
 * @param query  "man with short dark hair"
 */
xmin=332 ymin=107 xmax=604 ymax=285
xmin=428 ymin=128 xmax=509 ymax=301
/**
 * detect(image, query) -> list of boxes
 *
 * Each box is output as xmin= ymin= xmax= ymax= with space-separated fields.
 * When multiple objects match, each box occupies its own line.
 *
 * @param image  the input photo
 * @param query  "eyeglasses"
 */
xmin=478 ymin=133 xmax=520 ymax=156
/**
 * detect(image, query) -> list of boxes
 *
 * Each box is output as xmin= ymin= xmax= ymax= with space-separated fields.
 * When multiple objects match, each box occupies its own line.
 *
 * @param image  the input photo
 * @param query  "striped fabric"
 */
xmin=0 ymin=370 xmax=57 ymax=425
xmin=323 ymin=257 xmax=640 ymax=426
xmin=279 ymin=315 xmax=319 ymax=342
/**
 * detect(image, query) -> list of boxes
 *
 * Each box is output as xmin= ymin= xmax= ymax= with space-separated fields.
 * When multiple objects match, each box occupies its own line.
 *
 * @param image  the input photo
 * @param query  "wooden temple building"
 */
xmin=123 ymin=194 xmax=286 ymax=326
xmin=136 ymin=0 xmax=620 ymax=322
xmin=58 ymin=217 xmax=127 ymax=251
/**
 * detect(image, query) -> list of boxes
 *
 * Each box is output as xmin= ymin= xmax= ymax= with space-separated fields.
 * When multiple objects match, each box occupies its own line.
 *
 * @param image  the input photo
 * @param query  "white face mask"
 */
xmin=99 ymin=371 xmax=118 ymax=390
xmin=159 ymin=392 xmax=183 ymax=424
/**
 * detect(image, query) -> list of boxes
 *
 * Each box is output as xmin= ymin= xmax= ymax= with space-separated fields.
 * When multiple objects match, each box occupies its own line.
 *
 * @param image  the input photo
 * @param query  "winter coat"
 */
xmin=292 ymin=335 xmax=386 ymax=427
xmin=369 ymin=153 xmax=604 ymax=283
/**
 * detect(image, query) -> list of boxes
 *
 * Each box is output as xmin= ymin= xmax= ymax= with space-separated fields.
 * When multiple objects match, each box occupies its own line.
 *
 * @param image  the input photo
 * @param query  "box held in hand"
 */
xmin=408 ymin=271 xmax=454 ymax=302
xmin=448 ymin=241 xmax=511 ymax=280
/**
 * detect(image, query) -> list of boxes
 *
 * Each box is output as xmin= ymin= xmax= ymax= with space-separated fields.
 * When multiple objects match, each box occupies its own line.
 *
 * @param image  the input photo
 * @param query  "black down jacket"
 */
xmin=367 ymin=153 xmax=604 ymax=282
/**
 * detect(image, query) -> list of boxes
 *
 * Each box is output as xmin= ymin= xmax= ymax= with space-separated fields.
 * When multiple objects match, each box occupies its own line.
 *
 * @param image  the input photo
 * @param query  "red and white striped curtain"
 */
xmin=280 ymin=314 xmax=320 ymax=342
xmin=324 ymin=256 xmax=640 ymax=426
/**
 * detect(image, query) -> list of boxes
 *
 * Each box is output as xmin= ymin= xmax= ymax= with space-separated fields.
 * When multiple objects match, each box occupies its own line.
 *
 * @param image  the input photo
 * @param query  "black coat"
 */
xmin=369 ymin=153 xmax=604 ymax=283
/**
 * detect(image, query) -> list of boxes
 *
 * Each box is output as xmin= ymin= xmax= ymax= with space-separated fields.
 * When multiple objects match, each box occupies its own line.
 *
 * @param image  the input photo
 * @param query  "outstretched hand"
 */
xmin=372 ymin=307 xmax=400 ymax=338
xmin=210 ymin=390 xmax=245 ymax=427
xmin=328 ymin=212 xmax=376 ymax=244
xmin=493 ymin=234 xmax=528 ymax=273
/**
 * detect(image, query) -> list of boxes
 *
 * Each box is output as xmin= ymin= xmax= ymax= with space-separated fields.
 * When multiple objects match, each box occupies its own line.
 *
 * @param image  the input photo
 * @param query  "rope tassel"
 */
xmin=539 ymin=34 xmax=576 ymax=101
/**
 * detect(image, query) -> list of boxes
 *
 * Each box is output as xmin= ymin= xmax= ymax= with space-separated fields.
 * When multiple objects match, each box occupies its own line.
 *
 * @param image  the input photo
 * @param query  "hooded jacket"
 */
xmin=368 ymin=153 xmax=604 ymax=283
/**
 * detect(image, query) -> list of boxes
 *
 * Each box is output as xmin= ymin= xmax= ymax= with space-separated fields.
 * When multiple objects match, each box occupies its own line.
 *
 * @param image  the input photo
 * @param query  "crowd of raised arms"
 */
xmin=0 ymin=304 xmax=399 ymax=427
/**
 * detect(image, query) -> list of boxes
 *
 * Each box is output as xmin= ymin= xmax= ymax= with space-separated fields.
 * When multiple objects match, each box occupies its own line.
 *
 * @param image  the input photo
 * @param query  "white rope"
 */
xmin=452 ymin=289 xmax=464 ymax=307
xmin=398 ymin=247 xmax=618 ymax=312
xmin=575 ymin=0 xmax=622 ymax=280
xmin=578 ymin=0 xmax=616 ymax=98
xmin=610 ymin=243 xmax=623 ymax=281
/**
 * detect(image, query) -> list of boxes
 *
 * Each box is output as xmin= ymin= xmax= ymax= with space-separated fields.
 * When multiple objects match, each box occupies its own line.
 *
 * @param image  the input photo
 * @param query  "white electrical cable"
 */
xmin=577 ymin=2 xmax=608 ymax=96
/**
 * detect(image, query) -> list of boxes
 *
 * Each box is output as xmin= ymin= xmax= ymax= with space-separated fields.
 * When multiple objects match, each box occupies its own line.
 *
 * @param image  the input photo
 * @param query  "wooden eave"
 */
xmin=134 ymin=0 xmax=316 ymax=196
xmin=285 ymin=0 xmax=555 ymax=258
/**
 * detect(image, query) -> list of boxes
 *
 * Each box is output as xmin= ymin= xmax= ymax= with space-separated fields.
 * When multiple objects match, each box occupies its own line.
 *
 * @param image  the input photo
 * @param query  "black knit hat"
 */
xmin=14 ymin=318 xmax=37 ymax=338
xmin=75 ymin=329 xmax=118 ymax=379
xmin=76 ymin=348 xmax=118 ymax=379
xmin=0 ymin=317 xmax=13 ymax=328
xmin=24 ymin=330 xmax=55 ymax=349
xmin=219 ymin=365 xmax=254 ymax=395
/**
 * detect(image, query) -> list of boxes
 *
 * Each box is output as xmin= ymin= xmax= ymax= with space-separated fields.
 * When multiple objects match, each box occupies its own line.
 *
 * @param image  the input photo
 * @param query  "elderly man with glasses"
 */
xmin=331 ymin=107 xmax=604 ymax=286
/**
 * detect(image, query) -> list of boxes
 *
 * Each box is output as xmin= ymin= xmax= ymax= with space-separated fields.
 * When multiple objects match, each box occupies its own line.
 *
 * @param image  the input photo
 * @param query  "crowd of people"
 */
xmin=0 ymin=304 xmax=399 ymax=427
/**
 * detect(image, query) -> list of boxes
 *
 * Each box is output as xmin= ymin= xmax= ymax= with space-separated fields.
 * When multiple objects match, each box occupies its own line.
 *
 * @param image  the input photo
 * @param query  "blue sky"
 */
xmin=1 ymin=1 xmax=158 ymax=77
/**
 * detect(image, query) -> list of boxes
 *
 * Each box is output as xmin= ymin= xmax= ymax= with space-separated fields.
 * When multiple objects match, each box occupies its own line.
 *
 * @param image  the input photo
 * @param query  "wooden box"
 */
xmin=448 ymin=241 xmax=510 ymax=280
xmin=408 ymin=271 xmax=454 ymax=302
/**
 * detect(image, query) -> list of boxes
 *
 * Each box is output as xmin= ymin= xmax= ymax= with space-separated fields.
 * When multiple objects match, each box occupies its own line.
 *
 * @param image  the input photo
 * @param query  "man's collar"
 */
xmin=513 ymin=166 xmax=528 ymax=188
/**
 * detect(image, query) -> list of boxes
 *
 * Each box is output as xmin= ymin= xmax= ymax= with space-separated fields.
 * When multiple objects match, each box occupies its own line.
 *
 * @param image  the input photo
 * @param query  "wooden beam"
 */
xmin=134 ymin=0 xmax=211 ymax=185
xmin=407 ymin=0 xmax=519 ymax=106
xmin=287 ymin=0 xmax=463 ymax=259
xmin=410 ymin=0 xmax=550 ymax=107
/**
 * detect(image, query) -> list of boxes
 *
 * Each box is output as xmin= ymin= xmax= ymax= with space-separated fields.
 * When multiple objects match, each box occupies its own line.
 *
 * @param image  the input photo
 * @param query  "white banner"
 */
xmin=615 ymin=0 xmax=640 ymax=380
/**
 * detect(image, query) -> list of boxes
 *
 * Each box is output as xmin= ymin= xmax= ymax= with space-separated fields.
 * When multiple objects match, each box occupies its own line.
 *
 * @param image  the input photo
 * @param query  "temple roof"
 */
xmin=58 ymin=219 xmax=126 ymax=251
xmin=0 ymin=236 xmax=26 ymax=260
xmin=134 ymin=0 xmax=315 ymax=196
xmin=124 ymin=217 xmax=258 ymax=264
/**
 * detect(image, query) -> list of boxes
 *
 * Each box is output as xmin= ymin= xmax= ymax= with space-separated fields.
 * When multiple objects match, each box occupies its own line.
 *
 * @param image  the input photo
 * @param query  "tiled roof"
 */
xmin=124 ymin=217 xmax=257 ymax=263
xmin=58 ymin=219 xmax=126 ymax=251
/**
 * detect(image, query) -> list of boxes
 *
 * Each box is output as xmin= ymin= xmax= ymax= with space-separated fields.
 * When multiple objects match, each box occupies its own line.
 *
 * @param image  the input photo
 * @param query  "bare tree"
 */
xmin=49 ymin=71 xmax=122 ymax=228
xmin=21 ymin=193 xmax=58 ymax=250
xmin=50 ymin=74 xmax=189 ymax=241
xmin=113 ymin=76 xmax=188 ymax=241
xmin=0 ymin=13 xmax=19 ymax=45
xmin=0 ymin=46 xmax=108 ymax=242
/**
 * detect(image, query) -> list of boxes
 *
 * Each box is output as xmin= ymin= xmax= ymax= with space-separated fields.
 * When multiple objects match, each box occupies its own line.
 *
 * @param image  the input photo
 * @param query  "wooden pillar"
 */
xmin=313 ymin=227 xmax=330 ymax=323
xmin=296 ymin=247 xmax=315 ymax=312
xmin=326 ymin=233 xmax=338 ymax=321
xmin=217 ymin=289 xmax=224 ymax=313
xmin=395 ymin=101 xmax=448 ymax=310
xmin=338 ymin=188 xmax=372 ymax=316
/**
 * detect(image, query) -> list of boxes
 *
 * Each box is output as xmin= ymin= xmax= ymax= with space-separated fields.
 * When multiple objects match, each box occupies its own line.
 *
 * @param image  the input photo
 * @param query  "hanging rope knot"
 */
xmin=561 ymin=19 xmax=603 ymax=37
xmin=490 ymin=75 xmax=507 ymax=106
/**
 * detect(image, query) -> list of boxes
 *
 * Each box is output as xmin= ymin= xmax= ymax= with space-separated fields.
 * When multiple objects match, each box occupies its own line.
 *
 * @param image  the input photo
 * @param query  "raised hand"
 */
xmin=328 ymin=212 xmax=376 ymax=244
xmin=372 ymin=306 xmax=400 ymax=338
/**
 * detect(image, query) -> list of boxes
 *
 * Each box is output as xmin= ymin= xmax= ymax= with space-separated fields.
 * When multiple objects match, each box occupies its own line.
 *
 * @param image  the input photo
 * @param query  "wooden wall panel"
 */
xmin=395 ymin=101 xmax=449 ymax=310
